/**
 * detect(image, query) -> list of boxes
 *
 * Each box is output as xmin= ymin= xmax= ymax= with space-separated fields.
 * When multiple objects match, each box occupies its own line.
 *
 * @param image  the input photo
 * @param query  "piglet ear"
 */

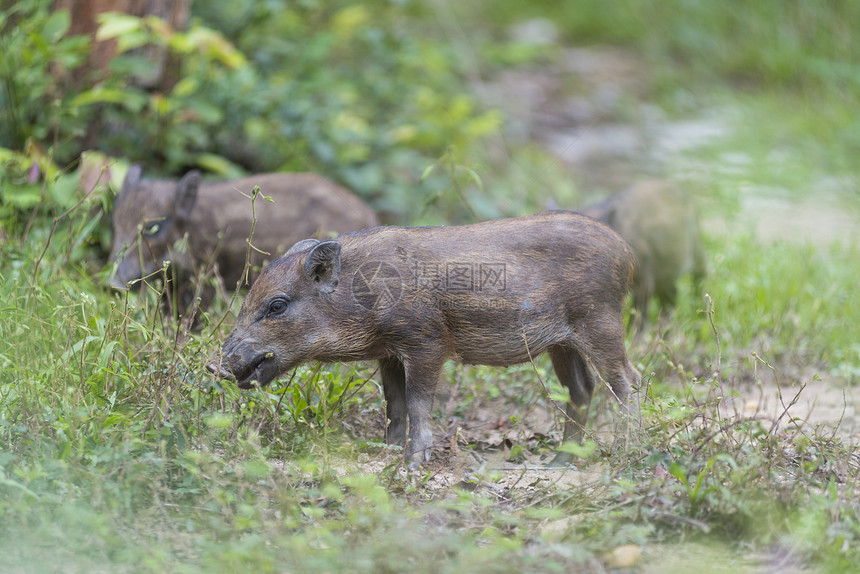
xmin=603 ymin=204 xmax=619 ymax=229
xmin=302 ymin=241 xmax=341 ymax=294
xmin=120 ymin=164 xmax=143 ymax=194
xmin=176 ymin=170 xmax=201 ymax=220
xmin=284 ymin=238 xmax=321 ymax=257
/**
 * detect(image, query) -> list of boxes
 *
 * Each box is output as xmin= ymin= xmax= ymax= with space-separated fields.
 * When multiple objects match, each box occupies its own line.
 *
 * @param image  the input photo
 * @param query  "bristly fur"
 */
xmin=215 ymin=211 xmax=641 ymax=466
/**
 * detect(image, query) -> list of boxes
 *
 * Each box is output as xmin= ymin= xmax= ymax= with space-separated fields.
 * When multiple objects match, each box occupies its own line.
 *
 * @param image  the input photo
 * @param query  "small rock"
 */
xmin=606 ymin=544 xmax=642 ymax=568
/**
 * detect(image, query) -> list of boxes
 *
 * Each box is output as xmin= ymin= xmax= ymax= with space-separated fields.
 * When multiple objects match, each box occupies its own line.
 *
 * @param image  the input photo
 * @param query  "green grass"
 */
xmin=659 ymin=233 xmax=860 ymax=376
xmin=2 ymin=188 xmax=859 ymax=572
xmin=3 ymin=0 xmax=860 ymax=571
xmin=472 ymin=0 xmax=860 ymax=94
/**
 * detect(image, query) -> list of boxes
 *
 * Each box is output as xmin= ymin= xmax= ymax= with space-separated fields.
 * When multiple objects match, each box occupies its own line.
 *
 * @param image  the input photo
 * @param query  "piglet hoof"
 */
xmin=406 ymin=447 xmax=431 ymax=471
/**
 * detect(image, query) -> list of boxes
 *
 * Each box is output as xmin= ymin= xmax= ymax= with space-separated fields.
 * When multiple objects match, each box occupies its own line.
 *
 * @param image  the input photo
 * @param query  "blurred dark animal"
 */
xmin=108 ymin=165 xmax=378 ymax=322
xmin=580 ymin=180 xmax=706 ymax=328
xmin=209 ymin=211 xmax=640 ymax=466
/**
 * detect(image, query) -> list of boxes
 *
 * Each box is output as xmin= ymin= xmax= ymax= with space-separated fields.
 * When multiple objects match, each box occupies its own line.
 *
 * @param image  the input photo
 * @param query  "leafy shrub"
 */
xmin=2 ymin=0 xmax=505 ymax=229
xmin=0 ymin=1 xmax=90 ymax=152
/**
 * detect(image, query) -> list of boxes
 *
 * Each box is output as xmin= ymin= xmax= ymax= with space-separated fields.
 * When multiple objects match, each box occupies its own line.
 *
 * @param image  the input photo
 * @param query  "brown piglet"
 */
xmin=108 ymin=165 xmax=378 ymax=321
xmin=581 ymin=180 xmax=706 ymax=329
xmin=210 ymin=211 xmax=640 ymax=467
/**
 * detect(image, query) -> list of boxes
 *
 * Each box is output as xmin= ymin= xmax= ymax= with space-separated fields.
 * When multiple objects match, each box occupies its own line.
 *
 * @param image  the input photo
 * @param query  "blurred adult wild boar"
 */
xmin=210 ymin=211 xmax=641 ymax=466
xmin=581 ymin=180 xmax=706 ymax=328
xmin=108 ymin=165 xmax=378 ymax=321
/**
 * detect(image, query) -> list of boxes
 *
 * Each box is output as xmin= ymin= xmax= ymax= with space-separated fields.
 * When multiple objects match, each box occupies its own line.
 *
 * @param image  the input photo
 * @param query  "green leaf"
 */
xmin=116 ymin=30 xmax=150 ymax=54
xmin=690 ymin=458 xmax=716 ymax=501
xmin=556 ymin=439 xmax=597 ymax=458
xmin=204 ymin=414 xmax=233 ymax=429
xmin=109 ymin=54 xmax=159 ymax=81
xmin=185 ymin=100 xmax=223 ymax=124
xmin=184 ymin=27 xmax=247 ymax=68
xmin=69 ymin=214 xmax=105 ymax=258
xmin=42 ymin=9 xmax=71 ymax=42
xmin=60 ymin=336 xmax=101 ymax=363
xmin=668 ymin=462 xmax=691 ymax=489
xmin=70 ymin=88 xmax=127 ymax=107
xmin=194 ymin=154 xmax=244 ymax=179
xmin=172 ymin=76 xmax=199 ymax=98
xmin=243 ymin=460 xmax=271 ymax=479
xmin=507 ymin=444 xmax=524 ymax=461
xmin=1 ymin=184 xmax=42 ymax=209
xmin=47 ymin=173 xmax=78 ymax=209
xmin=0 ymin=474 xmax=40 ymax=500
xmin=167 ymin=32 xmax=193 ymax=54
xmin=95 ymin=12 xmax=142 ymax=42
xmin=70 ymin=88 xmax=147 ymax=112
xmin=420 ymin=162 xmax=437 ymax=182
xmin=462 ymin=166 xmax=484 ymax=191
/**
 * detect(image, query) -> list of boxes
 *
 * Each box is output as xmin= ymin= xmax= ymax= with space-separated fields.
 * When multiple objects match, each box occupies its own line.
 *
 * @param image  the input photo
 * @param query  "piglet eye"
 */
xmin=267 ymin=297 xmax=289 ymax=316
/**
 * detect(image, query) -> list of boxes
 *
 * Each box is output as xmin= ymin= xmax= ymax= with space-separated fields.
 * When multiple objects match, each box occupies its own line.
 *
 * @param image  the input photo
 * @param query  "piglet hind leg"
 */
xmin=547 ymin=346 xmax=596 ymax=468
xmin=579 ymin=321 xmax=642 ymax=446
xmin=380 ymin=357 xmax=407 ymax=449
xmin=546 ymin=314 xmax=641 ymax=468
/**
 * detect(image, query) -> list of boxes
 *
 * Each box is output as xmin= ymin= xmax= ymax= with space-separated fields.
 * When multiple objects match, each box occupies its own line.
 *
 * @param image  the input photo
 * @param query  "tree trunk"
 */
xmin=52 ymin=0 xmax=191 ymax=150
xmin=53 ymin=0 xmax=191 ymax=91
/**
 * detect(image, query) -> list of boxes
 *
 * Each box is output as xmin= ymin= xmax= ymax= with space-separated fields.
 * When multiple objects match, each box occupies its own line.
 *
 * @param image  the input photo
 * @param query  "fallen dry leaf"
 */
xmin=606 ymin=544 xmax=642 ymax=568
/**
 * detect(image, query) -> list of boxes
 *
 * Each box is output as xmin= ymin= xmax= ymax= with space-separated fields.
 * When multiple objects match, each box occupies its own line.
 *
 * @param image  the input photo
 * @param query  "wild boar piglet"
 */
xmin=211 ymin=211 xmax=641 ymax=467
xmin=581 ymin=180 xmax=706 ymax=329
xmin=108 ymin=165 xmax=378 ymax=321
